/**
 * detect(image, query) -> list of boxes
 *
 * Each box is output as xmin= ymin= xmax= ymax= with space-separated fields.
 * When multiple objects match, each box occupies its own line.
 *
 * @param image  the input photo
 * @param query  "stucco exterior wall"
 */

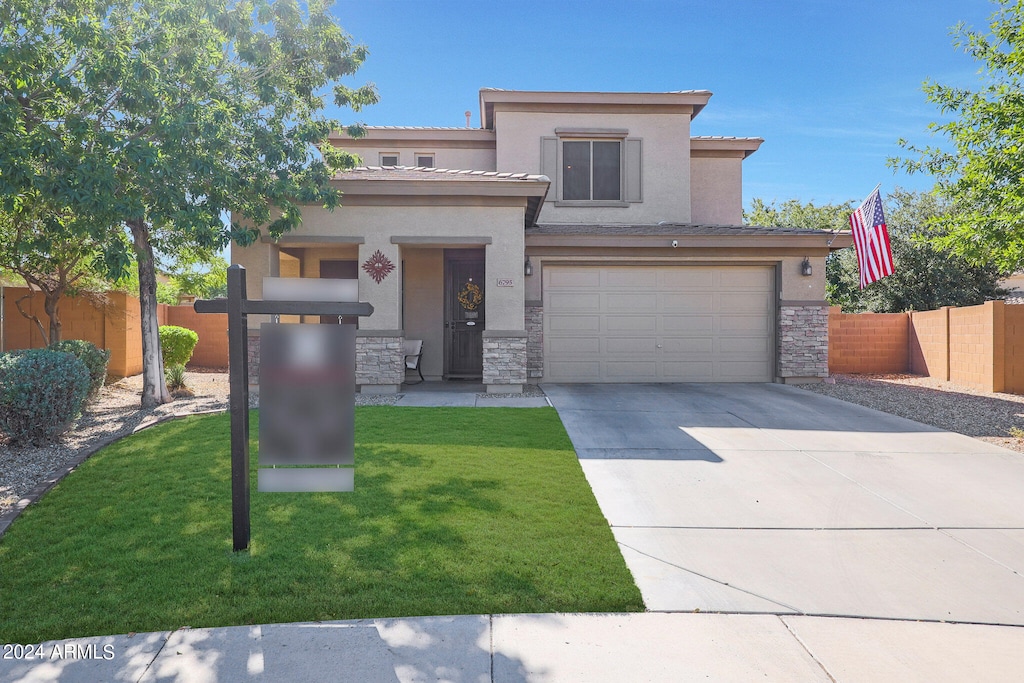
xmin=337 ymin=146 xmax=497 ymax=171
xmin=233 ymin=203 xmax=527 ymax=334
xmin=402 ymin=248 xmax=444 ymax=380
xmin=494 ymin=111 xmax=691 ymax=224
xmin=690 ymin=155 xmax=744 ymax=225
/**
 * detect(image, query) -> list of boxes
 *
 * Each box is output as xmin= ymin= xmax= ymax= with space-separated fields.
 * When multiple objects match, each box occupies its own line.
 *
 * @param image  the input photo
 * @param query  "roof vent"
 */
xmin=465 ymin=110 xmax=472 ymax=128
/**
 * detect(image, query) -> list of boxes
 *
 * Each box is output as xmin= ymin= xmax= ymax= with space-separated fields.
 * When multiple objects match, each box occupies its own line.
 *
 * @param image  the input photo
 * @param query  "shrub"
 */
xmin=159 ymin=325 xmax=199 ymax=367
xmin=50 ymin=339 xmax=111 ymax=397
xmin=0 ymin=349 xmax=90 ymax=446
xmin=166 ymin=363 xmax=187 ymax=391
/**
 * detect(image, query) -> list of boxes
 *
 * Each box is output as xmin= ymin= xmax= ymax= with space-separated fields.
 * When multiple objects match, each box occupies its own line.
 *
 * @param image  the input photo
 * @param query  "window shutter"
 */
xmin=625 ymin=138 xmax=642 ymax=203
xmin=540 ymin=137 xmax=558 ymax=201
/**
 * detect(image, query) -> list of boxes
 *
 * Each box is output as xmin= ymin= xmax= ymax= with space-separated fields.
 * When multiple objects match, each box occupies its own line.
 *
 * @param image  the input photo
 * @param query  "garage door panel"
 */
xmin=662 ymin=316 xmax=714 ymax=333
xmin=719 ymin=315 xmax=771 ymax=333
xmin=661 ymin=337 xmax=715 ymax=354
xmin=658 ymin=269 xmax=715 ymax=289
xmin=549 ymin=337 xmax=600 ymax=355
xmin=547 ymin=268 xmax=602 ymax=288
xmin=721 ymin=268 xmax=774 ymax=289
xmin=605 ymin=361 xmax=659 ymax=378
xmin=719 ymin=337 xmax=771 ymax=355
xmin=547 ymin=361 xmax=602 ymax=381
xmin=606 ymin=337 xmax=658 ymax=355
xmin=547 ymin=292 xmax=601 ymax=312
xmin=549 ymin=315 xmax=601 ymax=332
xmin=603 ymin=269 xmax=659 ymax=288
xmin=544 ymin=265 xmax=773 ymax=382
xmin=662 ymin=293 xmax=715 ymax=313
xmin=718 ymin=292 xmax=772 ymax=313
xmin=606 ymin=316 xmax=657 ymax=332
xmin=606 ymin=293 xmax=657 ymax=312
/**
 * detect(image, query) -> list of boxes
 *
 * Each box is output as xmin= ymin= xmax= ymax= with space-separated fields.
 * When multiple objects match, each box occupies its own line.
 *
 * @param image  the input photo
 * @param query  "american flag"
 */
xmin=849 ymin=188 xmax=894 ymax=289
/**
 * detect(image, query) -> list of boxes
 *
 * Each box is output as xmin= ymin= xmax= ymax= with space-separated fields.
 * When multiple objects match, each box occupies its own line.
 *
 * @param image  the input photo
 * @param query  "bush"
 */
xmin=159 ymin=326 xmax=199 ymax=367
xmin=0 ymin=349 xmax=90 ymax=446
xmin=50 ymin=339 xmax=111 ymax=397
xmin=166 ymin=363 xmax=186 ymax=391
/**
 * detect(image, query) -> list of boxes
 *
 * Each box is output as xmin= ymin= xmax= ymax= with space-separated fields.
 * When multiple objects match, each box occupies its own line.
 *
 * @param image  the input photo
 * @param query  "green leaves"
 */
xmin=747 ymin=190 xmax=1008 ymax=313
xmin=891 ymin=0 xmax=1024 ymax=272
xmin=0 ymin=0 xmax=376 ymax=252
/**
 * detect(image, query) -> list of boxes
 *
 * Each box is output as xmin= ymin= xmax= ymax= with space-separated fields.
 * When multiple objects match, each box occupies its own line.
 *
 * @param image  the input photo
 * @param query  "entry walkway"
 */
xmin=393 ymin=381 xmax=549 ymax=407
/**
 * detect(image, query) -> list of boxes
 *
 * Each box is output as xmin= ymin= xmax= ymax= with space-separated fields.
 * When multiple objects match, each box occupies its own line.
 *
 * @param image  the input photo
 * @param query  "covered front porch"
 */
xmin=231 ymin=166 xmax=549 ymax=395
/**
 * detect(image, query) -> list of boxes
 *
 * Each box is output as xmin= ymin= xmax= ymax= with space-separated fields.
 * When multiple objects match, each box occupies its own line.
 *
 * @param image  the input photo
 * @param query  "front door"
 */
xmin=444 ymin=249 xmax=485 ymax=379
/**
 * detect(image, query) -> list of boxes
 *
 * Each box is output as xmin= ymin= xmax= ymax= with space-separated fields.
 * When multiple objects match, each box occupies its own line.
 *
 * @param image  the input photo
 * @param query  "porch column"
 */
xmin=357 ymin=239 xmax=403 ymax=394
xmin=482 ymin=235 xmax=527 ymax=393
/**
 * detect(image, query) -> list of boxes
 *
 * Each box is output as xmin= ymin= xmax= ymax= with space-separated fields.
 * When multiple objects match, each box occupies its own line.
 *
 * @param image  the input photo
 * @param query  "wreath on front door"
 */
xmin=457 ymin=280 xmax=483 ymax=311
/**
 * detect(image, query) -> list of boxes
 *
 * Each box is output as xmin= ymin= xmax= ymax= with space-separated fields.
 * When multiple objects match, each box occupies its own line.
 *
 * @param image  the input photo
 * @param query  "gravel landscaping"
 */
xmin=799 ymin=373 xmax=1024 ymax=454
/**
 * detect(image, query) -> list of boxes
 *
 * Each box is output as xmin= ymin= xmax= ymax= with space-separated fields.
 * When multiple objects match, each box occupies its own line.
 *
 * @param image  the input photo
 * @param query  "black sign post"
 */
xmin=195 ymin=265 xmax=373 ymax=552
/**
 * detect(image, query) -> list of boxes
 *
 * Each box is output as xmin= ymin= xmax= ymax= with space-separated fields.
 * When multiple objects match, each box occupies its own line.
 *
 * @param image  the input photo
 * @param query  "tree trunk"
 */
xmin=128 ymin=219 xmax=171 ymax=407
xmin=43 ymin=289 xmax=62 ymax=345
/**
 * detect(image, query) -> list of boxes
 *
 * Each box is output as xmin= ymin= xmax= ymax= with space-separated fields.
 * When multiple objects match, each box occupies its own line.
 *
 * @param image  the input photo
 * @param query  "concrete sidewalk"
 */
xmin=5 ymin=613 xmax=1024 ymax=682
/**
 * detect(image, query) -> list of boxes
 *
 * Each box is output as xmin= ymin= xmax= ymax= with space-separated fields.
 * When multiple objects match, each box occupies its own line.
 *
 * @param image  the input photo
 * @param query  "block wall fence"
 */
xmin=1 ymin=287 xmax=228 ymax=377
xmin=829 ymin=301 xmax=1024 ymax=394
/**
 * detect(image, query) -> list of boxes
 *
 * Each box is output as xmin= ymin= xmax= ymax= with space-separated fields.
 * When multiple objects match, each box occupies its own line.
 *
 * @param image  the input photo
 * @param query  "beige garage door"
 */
xmin=543 ymin=265 xmax=774 ymax=382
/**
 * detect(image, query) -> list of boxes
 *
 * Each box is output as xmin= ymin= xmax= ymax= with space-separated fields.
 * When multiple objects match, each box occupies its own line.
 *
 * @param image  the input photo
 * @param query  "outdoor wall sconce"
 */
xmin=801 ymin=257 xmax=813 ymax=277
xmin=524 ymin=257 xmax=534 ymax=276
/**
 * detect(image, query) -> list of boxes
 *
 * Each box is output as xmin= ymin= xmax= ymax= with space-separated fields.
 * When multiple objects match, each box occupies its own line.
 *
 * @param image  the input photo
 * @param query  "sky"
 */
xmin=327 ymin=0 xmax=999 ymax=210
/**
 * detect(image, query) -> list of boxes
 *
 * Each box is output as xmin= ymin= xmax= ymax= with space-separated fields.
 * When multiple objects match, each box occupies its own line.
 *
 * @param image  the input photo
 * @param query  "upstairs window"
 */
xmin=541 ymin=131 xmax=642 ymax=205
xmin=379 ymin=152 xmax=400 ymax=166
xmin=562 ymin=140 xmax=621 ymax=201
xmin=415 ymin=153 xmax=435 ymax=168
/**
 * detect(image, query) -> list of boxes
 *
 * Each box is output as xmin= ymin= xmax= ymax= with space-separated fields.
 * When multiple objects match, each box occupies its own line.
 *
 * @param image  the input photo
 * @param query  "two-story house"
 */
xmin=233 ymin=88 xmax=848 ymax=393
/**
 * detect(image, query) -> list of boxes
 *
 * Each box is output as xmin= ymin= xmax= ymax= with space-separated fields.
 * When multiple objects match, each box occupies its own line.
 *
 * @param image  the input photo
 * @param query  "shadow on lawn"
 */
xmin=0 ymin=407 xmax=641 ymax=645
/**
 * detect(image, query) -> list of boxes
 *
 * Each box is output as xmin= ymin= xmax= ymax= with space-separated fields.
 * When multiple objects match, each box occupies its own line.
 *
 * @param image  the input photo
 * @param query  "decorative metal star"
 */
xmin=361 ymin=249 xmax=396 ymax=284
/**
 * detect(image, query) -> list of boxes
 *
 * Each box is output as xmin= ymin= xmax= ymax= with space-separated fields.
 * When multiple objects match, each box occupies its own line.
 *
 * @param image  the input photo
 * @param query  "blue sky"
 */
xmin=329 ymin=0 xmax=997 ymax=210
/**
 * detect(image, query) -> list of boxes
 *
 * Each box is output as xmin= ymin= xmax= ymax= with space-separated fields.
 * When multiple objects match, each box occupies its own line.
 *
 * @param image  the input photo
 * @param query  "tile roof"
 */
xmin=335 ymin=165 xmax=548 ymax=182
xmin=479 ymin=87 xmax=713 ymax=96
xmin=690 ymin=135 xmax=764 ymax=142
xmin=363 ymin=125 xmax=481 ymax=131
xmin=527 ymin=223 xmax=839 ymax=237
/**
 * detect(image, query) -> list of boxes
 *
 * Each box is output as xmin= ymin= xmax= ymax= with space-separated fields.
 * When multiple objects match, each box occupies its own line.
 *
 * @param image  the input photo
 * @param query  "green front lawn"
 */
xmin=0 ymin=407 xmax=643 ymax=643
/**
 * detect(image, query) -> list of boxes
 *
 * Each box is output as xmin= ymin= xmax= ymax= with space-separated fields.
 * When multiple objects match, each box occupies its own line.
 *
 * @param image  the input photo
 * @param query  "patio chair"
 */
xmin=403 ymin=339 xmax=424 ymax=384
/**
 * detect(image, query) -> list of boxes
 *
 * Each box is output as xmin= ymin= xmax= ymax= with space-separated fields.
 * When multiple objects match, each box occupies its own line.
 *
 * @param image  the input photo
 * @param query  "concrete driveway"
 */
xmin=543 ymin=383 xmax=1024 ymax=626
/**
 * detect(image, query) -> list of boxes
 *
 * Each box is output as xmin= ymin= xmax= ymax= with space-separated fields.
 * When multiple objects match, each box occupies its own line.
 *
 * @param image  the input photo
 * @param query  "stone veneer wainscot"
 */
xmin=482 ymin=330 xmax=527 ymax=391
xmin=525 ymin=305 xmax=544 ymax=381
xmin=778 ymin=303 xmax=829 ymax=379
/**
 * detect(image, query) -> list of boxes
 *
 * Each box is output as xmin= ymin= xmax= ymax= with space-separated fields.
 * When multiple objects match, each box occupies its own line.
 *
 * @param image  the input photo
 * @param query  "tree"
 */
xmin=167 ymin=255 xmax=230 ymax=301
xmin=0 ymin=197 xmax=110 ymax=345
xmin=0 ymin=0 xmax=376 ymax=406
xmin=745 ymin=189 xmax=1006 ymax=312
xmin=891 ymin=0 xmax=1024 ymax=272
